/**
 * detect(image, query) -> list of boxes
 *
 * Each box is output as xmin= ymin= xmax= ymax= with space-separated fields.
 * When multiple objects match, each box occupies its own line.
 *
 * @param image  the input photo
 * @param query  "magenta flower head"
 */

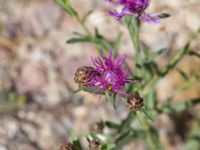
xmin=74 ymin=50 xmax=134 ymax=100
xmin=106 ymin=0 xmax=159 ymax=24
xmin=90 ymin=50 xmax=131 ymax=96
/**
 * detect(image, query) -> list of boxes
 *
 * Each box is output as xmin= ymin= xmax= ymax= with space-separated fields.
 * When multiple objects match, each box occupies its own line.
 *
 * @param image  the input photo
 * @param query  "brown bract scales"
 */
xmin=59 ymin=143 xmax=77 ymax=150
xmin=74 ymin=66 xmax=100 ymax=87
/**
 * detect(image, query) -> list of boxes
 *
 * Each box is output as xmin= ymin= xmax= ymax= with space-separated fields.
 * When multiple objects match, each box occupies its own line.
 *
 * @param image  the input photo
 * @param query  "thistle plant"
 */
xmin=55 ymin=0 xmax=200 ymax=149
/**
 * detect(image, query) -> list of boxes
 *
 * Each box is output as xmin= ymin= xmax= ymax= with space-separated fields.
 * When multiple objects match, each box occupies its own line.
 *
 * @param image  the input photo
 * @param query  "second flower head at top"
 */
xmin=106 ymin=0 xmax=159 ymax=24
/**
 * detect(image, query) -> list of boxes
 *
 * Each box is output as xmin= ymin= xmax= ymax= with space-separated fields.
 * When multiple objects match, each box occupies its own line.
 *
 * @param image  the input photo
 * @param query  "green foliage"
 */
xmin=55 ymin=0 xmax=77 ymax=16
xmin=67 ymin=36 xmax=91 ymax=44
xmin=113 ymin=94 xmax=119 ymax=109
xmin=69 ymin=130 xmax=83 ymax=150
xmin=114 ymin=130 xmax=138 ymax=150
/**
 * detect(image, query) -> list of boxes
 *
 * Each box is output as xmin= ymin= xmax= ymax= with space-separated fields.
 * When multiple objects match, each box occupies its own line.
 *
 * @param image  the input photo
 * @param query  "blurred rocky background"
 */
xmin=0 ymin=0 xmax=200 ymax=149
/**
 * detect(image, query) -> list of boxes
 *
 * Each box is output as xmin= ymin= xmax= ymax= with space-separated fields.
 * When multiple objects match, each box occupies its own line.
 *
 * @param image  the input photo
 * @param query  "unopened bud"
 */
xmin=59 ymin=143 xmax=76 ymax=150
xmin=89 ymin=139 xmax=101 ymax=150
xmin=127 ymin=92 xmax=144 ymax=111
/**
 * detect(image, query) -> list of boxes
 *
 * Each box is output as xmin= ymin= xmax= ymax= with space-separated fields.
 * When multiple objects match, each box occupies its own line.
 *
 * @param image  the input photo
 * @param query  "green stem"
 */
xmin=136 ymin=111 xmax=161 ymax=150
xmin=143 ymin=27 xmax=200 ymax=89
xmin=143 ymin=42 xmax=190 ymax=92
xmin=141 ymin=108 xmax=153 ymax=123
xmin=126 ymin=16 xmax=143 ymax=82
xmin=160 ymin=43 xmax=190 ymax=76
xmin=74 ymin=15 xmax=101 ymax=53
xmin=75 ymin=15 xmax=93 ymax=38
xmin=159 ymin=97 xmax=200 ymax=114
xmin=118 ymin=112 xmax=135 ymax=133
xmin=126 ymin=16 xmax=141 ymax=54
xmin=143 ymin=74 xmax=158 ymax=95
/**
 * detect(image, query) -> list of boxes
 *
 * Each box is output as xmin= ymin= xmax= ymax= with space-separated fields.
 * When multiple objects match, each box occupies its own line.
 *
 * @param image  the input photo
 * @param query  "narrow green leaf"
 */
xmin=157 ymin=13 xmax=170 ymax=19
xmin=124 ymin=16 xmax=139 ymax=47
xmin=105 ymin=91 xmax=110 ymax=102
xmin=82 ymin=10 xmax=93 ymax=23
xmin=146 ymin=127 xmax=163 ymax=150
xmin=66 ymin=36 xmax=91 ymax=44
xmin=80 ymin=87 xmax=102 ymax=94
xmin=141 ymin=109 xmax=154 ymax=123
xmin=125 ymin=15 xmax=141 ymax=60
xmin=118 ymin=112 xmax=135 ymax=133
xmin=161 ymin=97 xmax=200 ymax=113
xmin=105 ymin=121 xmax=120 ymax=129
xmin=146 ymin=86 xmax=157 ymax=109
xmin=159 ymin=42 xmax=190 ymax=76
xmin=72 ymin=32 xmax=85 ymax=36
xmin=143 ymin=61 xmax=159 ymax=77
xmin=114 ymin=131 xmax=137 ymax=150
xmin=176 ymin=68 xmax=189 ymax=80
xmin=55 ymin=0 xmax=77 ymax=16
xmin=114 ymin=32 xmax=123 ymax=50
xmin=159 ymin=27 xmax=200 ymax=77
xmin=95 ymin=29 xmax=113 ymax=51
xmin=69 ymin=130 xmax=83 ymax=150
xmin=187 ymin=51 xmax=200 ymax=58
xmin=144 ymin=48 xmax=166 ymax=63
xmin=113 ymin=94 xmax=119 ymax=109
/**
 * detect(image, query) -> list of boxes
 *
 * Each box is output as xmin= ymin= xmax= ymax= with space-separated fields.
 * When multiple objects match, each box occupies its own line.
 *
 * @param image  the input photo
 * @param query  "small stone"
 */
xmin=0 ymin=145 xmax=7 ymax=150
xmin=6 ymin=120 xmax=18 ymax=139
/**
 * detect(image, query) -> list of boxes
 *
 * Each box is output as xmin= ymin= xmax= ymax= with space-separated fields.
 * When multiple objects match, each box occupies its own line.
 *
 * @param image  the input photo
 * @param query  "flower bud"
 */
xmin=74 ymin=66 xmax=100 ymax=87
xmin=127 ymin=92 xmax=144 ymax=111
xmin=59 ymin=143 xmax=76 ymax=150
xmin=89 ymin=139 xmax=101 ymax=150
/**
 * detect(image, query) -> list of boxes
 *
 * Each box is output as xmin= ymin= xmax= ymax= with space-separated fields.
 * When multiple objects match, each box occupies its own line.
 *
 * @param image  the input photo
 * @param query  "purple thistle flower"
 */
xmin=88 ymin=50 xmax=131 ymax=96
xmin=106 ymin=0 xmax=159 ymax=24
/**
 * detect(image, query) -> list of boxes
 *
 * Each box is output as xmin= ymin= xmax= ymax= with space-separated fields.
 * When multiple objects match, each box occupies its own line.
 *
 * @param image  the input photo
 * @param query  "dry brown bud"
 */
xmin=127 ymin=92 xmax=144 ymax=111
xmin=89 ymin=139 xmax=101 ymax=150
xmin=59 ymin=143 xmax=76 ymax=150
